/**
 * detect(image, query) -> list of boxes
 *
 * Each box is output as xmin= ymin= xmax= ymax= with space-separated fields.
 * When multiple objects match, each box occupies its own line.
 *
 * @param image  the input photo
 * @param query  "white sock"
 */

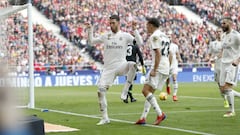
xmin=232 ymin=90 xmax=240 ymax=97
xmin=173 ymin=81 xmax=178 ymax=96
xmin=225 ymin=90 xmax=235 ymax=113
xmin=140 ymin=100 xmax=151 ymax=119
xmin=98 ymin=91 xmax=108 ymax=120
xmin=146 ymin=93 xmax=162 ymax=116
xmin=224 ymin=94 xmax=227 ymax=101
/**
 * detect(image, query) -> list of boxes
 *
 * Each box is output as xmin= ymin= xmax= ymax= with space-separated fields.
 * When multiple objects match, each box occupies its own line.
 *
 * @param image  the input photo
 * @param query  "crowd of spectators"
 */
xmin=182 ymin=0 xmax=240 ymax=31
xmin=33 ymin=0 xmax=219 ymax=68
xmin=3 ymin=0 xmax=239 ymax=73
xmin=0 ymin=0 xmax=9 ymax=8
xmin=0 ymin=1 xmax=97 ymax=75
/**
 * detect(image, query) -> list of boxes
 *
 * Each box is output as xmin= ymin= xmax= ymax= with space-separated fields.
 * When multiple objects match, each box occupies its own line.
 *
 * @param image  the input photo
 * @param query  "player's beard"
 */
xmin=222 ymin=26 xmax=229 ymax=33
xmin=111 ymin=26 xmax=118 ymax=33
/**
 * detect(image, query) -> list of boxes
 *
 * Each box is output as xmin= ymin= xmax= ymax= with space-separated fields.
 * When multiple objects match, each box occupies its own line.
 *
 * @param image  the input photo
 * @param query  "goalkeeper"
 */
xmin=123 ymin=39 xmax=146 ymax=103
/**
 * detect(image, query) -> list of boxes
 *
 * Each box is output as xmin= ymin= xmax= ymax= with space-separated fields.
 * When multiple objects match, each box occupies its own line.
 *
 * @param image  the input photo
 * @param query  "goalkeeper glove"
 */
xmin=142 ymin=66 xmax=146 ymax=75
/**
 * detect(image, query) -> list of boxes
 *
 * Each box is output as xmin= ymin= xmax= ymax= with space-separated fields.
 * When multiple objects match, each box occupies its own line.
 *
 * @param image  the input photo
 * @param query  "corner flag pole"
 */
xmin=28 ymin=0 xmax=34 ymax=108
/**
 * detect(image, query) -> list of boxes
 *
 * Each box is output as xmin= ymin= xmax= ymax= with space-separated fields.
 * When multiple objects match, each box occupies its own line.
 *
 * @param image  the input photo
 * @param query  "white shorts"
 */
xmin=169 ymin=66 xmax=178 ymax=76
xmin=144 ymin=69 xmax=169 ymax=90
xmin=219 ymin=63 xmax=238 ymax=86
xmin=97 ymin=61 xmax=136 ymax=87
xmin=169 ymin=60 xmax=178 ymax=75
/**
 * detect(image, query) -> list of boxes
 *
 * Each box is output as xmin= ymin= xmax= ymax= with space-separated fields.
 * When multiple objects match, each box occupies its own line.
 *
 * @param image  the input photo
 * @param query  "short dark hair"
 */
xmin=146 ymin=17 xmax=160 ymax=28
xmin=221 ymin=16 xmax=232 ymax=22
xmin=110 ymin=14 xmax=120 ymax=22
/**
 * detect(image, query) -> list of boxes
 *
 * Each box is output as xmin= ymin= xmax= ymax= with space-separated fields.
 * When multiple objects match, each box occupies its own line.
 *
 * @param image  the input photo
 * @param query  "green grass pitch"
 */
xmin=24 ymin=82 xmax=240 ymax=135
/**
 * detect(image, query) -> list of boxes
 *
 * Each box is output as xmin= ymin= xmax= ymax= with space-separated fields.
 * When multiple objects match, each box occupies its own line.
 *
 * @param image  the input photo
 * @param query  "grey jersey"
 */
xmin=221 ymin=30 xmax=240 ymax=63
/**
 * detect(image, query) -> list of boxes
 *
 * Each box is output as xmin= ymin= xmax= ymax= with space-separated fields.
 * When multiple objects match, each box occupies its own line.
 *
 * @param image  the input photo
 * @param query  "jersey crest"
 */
xmin=153 ymin=36 xmax=158 ymax=42
xmin=107 ymin=34 xmax=111 ymax=40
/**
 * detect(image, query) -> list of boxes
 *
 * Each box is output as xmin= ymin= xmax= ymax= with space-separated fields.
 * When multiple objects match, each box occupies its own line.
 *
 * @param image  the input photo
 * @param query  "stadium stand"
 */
xmin=4 ymin=0 xmax=236 ymax=72
xmin=32 ymin=0 xmax=217 ymax=68
xmin=182 ymin=0 xmax=240 ymax=31
xmin=0 ymin=1 xmax=97 ymax=75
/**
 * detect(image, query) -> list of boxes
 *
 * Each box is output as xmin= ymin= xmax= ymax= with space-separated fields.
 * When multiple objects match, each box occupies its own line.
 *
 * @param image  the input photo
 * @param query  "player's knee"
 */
xmin=219 ymin=86 xmax=224 ymax=92
xmin=173 ymin=77 xmax=177 ymax=82
xmin=142 ymin=84 xmax=154 ymax=97
xmin=97 ymin=85 xmax=108 ymax=93
xmin=222 ymin=83 xmax=232 ymax=91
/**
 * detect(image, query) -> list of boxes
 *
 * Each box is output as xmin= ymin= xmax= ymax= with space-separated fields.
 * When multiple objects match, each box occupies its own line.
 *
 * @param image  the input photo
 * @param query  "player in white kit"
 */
xmin=208 ymin=28 xmax=229 ymax=108
xmin=166 ymin=42 xmax=182 ymax=101
xmin=219 ymin=17 xmax=240 ymax=117
xmin=86 ymin=15 xmax=143 ymax=125
xmin=135 ymin=17 xmax=171 ymax=125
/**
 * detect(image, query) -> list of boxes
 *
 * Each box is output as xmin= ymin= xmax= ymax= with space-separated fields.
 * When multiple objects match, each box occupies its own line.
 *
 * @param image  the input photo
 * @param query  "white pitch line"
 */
xmin=94 ymin=108 xmax=240 ymax=117
xmin=98 ymin=109 xmax=234 ymax=116
xmin=107 ymin=92 xmax=224 ymax=100
xmin=179 ymin=96 xmax=220 ymax=100
xmin=34 ymin=108 xmax=215 ymax=135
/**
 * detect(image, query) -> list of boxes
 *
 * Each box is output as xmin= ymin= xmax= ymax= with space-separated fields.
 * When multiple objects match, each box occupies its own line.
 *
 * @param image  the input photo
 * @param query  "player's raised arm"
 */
xmin=132 ymin=21 xmax=143 ymax=46
xmin=85 ymin=23 xmax=103 ymax=45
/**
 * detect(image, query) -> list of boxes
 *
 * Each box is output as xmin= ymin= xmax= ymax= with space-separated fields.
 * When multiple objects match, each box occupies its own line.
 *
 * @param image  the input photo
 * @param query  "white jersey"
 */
xmin=149 ymin=29 xmax=170 ymax=75
xmin=169 ymin=43 xmax=179 ymax=69
xmin=88 ymin=29 xmax=143 ymax=67
xmin=221 ymin=30 xmax=240 ymax=63
xmin=209 ymin=40 xmax=222 ymax=71
xmin=208 ymin=40 xmax=222 ymax=60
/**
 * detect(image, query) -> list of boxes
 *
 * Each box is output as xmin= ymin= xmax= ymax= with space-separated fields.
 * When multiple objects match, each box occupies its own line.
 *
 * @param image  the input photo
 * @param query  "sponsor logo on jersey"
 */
xmin=106 ymin=45 xmax=123 ymax=49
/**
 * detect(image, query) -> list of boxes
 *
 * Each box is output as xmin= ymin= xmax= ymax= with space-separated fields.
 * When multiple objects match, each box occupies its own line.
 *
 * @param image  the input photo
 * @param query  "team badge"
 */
xmin=107 ymin=34 xmax=111 ymax=40
xmin=153 ymin=36 xmax=158 ymax=42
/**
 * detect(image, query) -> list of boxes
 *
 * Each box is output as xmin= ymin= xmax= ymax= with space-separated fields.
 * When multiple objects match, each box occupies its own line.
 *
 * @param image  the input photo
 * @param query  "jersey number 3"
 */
xmin=127 ymin=46 xmax=133 ymax=56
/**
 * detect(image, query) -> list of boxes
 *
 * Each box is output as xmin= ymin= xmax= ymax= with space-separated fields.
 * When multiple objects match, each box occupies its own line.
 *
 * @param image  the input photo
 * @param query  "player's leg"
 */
xmin=97 ymin=86 xmax=110 ymax=125
xmin=123 ymin=75 xmax=137 ymax=103
xmin=166 ymin=67 xmax=173 ymax=95
xmin=129 ymin=75 xmax=137 ymax=102
xmin=215 ymin=68 xmax=229 ymax=108
xmin=153 ymin=73 xmax=168 ymax=125
xmin=219 ymin=83 xmax=229 ymax=108
xmin=223 ymin=84 xmax=235 ymax=117
xmin=166 ymin=77 xmax=171 ymax=95
xmin=96 ymin=70 xmax=115 ymax=125
xmin=221 ymin=64 xmax=238 ymax=117
xmin=136 ymin=71 xmax=166 ymax=125
xmin=119 ymin=61 xmax=137 ymax=100
xmin=172 ymin=73 xmax=178 ymax=101
xmin=135 ymin=100 xmax=151 ymax=124
xmin=136 ymin=84 xmax=166 ymax=125
xmin=123 ymin=76 xmax=129 ymax=103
